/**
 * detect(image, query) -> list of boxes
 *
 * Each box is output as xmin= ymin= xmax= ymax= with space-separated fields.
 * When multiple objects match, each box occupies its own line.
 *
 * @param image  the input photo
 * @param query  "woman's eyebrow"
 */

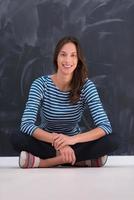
xmin=60 ymin=50 xmax=77 ymax=54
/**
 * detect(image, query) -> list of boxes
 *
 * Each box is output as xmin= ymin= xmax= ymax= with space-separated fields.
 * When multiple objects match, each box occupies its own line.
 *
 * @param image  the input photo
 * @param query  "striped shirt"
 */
xmin=20 ymin=75 xmax=112 ymax=136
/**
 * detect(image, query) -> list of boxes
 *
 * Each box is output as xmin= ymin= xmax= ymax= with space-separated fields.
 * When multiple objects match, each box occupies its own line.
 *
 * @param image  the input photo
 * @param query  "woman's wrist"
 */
xmin=71 ymin=135 xmax=79 ymax=145
xmin=51 ymin=133 xmax=55 ymax=146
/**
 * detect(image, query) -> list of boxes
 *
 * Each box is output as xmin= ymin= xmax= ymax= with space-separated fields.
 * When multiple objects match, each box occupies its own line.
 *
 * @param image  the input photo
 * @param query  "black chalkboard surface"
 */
xmin=0 ymin=0 xmax=134 ymax=155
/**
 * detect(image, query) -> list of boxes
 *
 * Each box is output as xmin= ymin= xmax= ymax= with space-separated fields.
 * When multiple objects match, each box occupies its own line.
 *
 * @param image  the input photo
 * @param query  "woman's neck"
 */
xmin=52 ymin=73 xmax=72 ymax=91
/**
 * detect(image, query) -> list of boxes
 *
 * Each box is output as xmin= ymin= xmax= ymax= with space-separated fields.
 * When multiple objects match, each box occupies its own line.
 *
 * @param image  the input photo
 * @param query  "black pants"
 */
xmin=11 ymin=132 xmax=119 ymax=162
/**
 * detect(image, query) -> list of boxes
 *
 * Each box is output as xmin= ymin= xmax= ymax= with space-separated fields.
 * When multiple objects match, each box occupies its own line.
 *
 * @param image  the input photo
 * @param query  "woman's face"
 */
xmin=57 ymin=42 xmax=78 ymax=76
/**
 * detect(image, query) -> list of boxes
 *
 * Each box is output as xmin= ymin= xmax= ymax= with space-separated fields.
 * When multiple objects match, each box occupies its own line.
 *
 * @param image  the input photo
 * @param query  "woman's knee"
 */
xmin=105 ymin=133 xmax=120 ymax=152
xmin=10 ymin=132 xmax=29 ymax=152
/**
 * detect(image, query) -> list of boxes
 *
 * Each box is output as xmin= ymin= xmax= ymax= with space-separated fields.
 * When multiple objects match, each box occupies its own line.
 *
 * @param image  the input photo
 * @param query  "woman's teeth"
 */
xmin=63 ymin=64 xmax=72 ymax=68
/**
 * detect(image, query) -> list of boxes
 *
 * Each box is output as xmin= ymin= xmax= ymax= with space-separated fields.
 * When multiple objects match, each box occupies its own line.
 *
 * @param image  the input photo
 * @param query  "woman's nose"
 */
xmin=65 ymin=55 xmax=71 ymax=62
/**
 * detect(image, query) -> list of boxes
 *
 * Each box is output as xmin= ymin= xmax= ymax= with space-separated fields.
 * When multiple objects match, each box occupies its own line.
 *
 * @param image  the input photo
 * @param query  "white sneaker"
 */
xmin=19 ymin=151 xmax=40 ymax=168
xmin=74 ymin=155 xmax=108 ymax=167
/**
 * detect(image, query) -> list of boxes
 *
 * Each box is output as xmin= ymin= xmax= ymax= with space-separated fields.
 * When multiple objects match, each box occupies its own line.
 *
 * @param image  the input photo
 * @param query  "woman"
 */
xmin=11 ymin=36 xmax=118 ymax=168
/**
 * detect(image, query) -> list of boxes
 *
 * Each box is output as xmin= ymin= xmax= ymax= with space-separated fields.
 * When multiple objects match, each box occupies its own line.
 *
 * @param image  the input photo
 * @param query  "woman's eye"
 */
xmin=71 ymin=54 xmax=76 ymax=57
xmin=60 ymin=53 xmax=66 ymax=56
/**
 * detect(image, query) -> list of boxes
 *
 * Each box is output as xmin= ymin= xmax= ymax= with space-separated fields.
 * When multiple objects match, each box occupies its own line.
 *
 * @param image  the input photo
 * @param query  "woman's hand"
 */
xmin=59 ymin=146 xmax=76 ymax=165
xmin=52 ymin=133 xmax=76 ymax=150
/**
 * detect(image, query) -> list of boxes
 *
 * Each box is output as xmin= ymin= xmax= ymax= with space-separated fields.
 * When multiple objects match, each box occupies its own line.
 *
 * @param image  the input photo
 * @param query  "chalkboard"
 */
xmin=0 ymin=0 xmax=134 ymax=155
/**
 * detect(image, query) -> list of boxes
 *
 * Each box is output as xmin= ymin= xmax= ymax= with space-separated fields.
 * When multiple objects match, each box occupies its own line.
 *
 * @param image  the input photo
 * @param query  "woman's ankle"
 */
xmin=39 ymin=155 xmax=66 ymax=168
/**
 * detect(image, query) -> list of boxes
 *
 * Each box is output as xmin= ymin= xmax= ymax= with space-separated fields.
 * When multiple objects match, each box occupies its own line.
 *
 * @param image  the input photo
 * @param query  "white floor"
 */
xmin=0 ymin=156 xmax=134 ymax=200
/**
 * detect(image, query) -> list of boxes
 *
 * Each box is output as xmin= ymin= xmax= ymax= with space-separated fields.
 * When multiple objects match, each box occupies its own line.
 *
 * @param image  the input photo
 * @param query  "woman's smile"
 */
xmin=57 ymin=42 xmax=78 ymax=75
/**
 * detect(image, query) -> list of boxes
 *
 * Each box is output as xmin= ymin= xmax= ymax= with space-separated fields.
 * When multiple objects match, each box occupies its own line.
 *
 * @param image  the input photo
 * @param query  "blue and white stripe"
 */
xmin=20 ymin=75 xmax=112 ymax=136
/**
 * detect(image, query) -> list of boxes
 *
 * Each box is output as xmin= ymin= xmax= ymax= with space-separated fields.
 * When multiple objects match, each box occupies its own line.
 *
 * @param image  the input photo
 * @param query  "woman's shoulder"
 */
xmin=30 ymin=75 xmax=51 ymax=92
xmin=81 ymin=78 xmax=98 ymax=100
xmin=82 ymin=78 xmax=96 ymax=90
xmin=33 ymin=75 xmax=49 ymax=85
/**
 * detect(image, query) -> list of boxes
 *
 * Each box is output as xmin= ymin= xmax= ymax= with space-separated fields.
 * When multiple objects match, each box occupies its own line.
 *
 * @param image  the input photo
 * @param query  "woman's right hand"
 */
xmin=52 ymin=133 xmax=76 ymax=165
xmin=58 ymin=145 xmax=76 ymax=165
xmin=59 ymin=146 xmax=76 ymax=165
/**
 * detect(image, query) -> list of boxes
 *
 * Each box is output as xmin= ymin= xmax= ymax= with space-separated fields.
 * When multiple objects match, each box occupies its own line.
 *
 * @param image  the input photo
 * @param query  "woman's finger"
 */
xmin=57 ymin=141 xmax=67 ymax=150
xmin=54 ymin=138 xmax=64 ymax=148
xmin=72 ymin=152 xmax=76 ymax=165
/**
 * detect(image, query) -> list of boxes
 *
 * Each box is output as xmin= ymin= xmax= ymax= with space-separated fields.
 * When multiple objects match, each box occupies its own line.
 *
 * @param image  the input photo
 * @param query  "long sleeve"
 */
xmin=82 ymin=79 xmax=112 ymax=134
xmin=20 ymin=76 xmax=45 ymax=135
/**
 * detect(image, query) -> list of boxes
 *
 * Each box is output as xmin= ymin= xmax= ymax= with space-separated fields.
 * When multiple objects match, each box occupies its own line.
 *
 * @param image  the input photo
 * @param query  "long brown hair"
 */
xmin=53 ymin=36 xmax=88 ymax=104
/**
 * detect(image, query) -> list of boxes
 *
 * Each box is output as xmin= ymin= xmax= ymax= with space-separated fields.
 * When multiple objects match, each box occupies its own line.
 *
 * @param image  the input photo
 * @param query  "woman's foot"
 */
xmin=74 ymin=155 xmax=108 ymax=167
xmin=19 ymin=151 xmax=40 ymax=168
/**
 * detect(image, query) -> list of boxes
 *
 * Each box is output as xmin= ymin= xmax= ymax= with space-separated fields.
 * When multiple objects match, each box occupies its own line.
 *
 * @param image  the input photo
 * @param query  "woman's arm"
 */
xmin=72 ymin=127 xmax=106 ymax=144
xmin=83 ymin=80 xmax=112 ymax=134
xmin=20 ymin=77 xmax=45 ymax=135
xmin=32 ymin=128 xmax=54 ymax=144
xmin=53 ymin=127 xmax=106 ymax=150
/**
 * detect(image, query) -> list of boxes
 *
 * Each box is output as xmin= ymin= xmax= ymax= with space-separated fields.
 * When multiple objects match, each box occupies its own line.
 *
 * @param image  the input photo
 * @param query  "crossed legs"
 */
xmin=11 ymin=132 xmax=119 ymax=168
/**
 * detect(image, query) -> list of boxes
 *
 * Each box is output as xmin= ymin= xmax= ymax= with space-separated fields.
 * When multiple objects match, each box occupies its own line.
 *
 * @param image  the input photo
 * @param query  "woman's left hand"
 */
xmin=53 ymin=133 xmax=75 ymax=150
